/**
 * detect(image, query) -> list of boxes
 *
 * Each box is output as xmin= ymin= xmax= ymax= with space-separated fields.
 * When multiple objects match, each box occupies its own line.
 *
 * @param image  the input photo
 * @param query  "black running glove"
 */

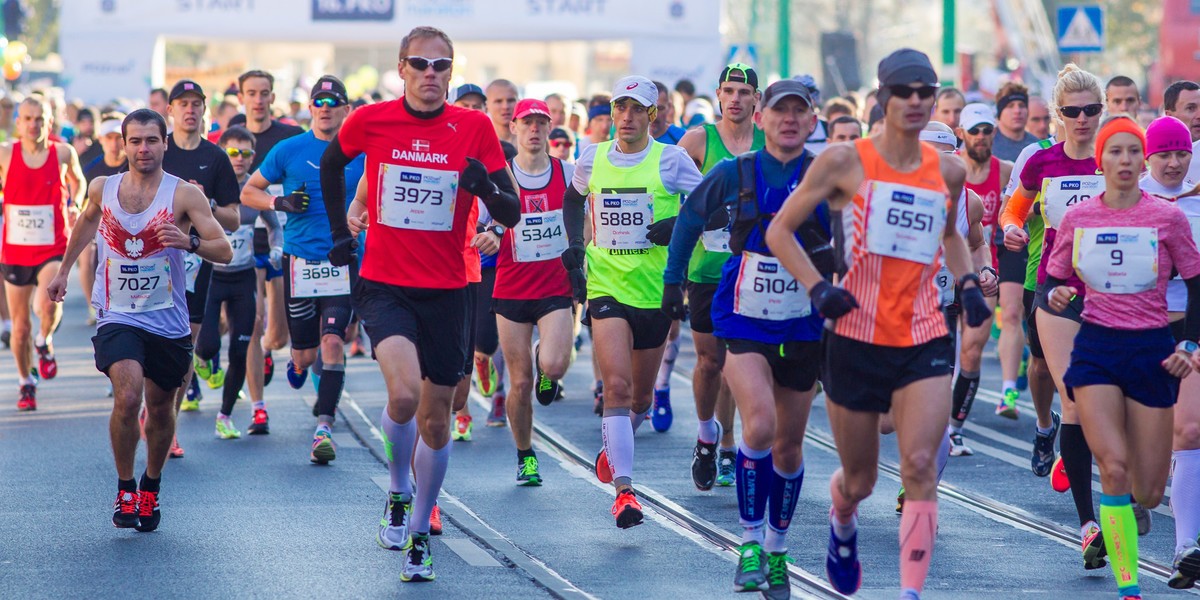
xmin=661 ymin=284 xmax=686 ymax=320
xmin=568 ymin=268 xmax=587 ymax=304
xmin=810 ymin=280 xmax=859 ymax=319
xmin=274 ymin=183 xmax=310 ymax=213
xmin=327 ymin=235 xmax=358 ymax=267
xmin=959 ymin=273 xmax=990 ymax=327
xmin=561 ymin=244 xmax=585 ymax=271
xmin=705 ymin=207 xmax=730 ymax=231
xmin=461 ymin=157 xmax=497 ymax=199
xmin=646 ymin=216 xmax=677 ymax=246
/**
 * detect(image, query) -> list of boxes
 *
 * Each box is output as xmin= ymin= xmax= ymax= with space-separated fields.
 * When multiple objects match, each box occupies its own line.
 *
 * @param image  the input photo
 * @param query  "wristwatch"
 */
xmin=488 ymin=225 xmax=505 ymax=237
xmin=980 ymin=266 xmax=997 ymax=278
xmin=188 ymin=234 xmax=201 ymax=254
xmin=1178 ymin=340 xmax=1199 ymax=354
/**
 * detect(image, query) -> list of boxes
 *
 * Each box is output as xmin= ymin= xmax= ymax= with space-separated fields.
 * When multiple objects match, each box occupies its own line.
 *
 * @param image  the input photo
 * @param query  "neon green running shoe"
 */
xmin=215 ymin=416 xmax=241 ymax=439
xmin=763 ymin=551 xmax=794 ymax=600
xmin=474 ymin=356 xmax=498 ymax=397
xmin=400 ymin=533 xmax=435 ymax=582
xmin=193 ymin=356 xmax=213 ymax=381
xmin=517 ymin=455 xmax=542 ymax=486
xmin=734 ymin=542 xmax=768 ymax=591
xmin=207 ymin=366 xmax=225 ymax=389
xmin=995 ymin=388 xmax=1019 ymax=420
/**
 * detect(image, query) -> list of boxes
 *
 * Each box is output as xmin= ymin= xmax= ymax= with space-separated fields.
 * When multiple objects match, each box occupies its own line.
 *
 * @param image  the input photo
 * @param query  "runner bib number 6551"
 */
xmin=5 ymin=204 xmax=53 ymax=246
xmin=592 ymin=193 xmax=653 ymax=250
xmin=377 ymin=163 xmax=458 ymax=231
xmin=1072 ymin=226 xmax=1158 ymax=294
xmin=105 ymin=257 xmax=173 ymax=313
xmin=865 ymin=181 xmax=947 ymax=265
xmin=733 ymin=252 xmax=812 ymax=321
xmin=511 ymin=209 xmax=567 ymax=262
xmin=1041 ymin=175 xmax=1103 ymax=229
xmin=289 ymin=256 xmax=350 ymax=298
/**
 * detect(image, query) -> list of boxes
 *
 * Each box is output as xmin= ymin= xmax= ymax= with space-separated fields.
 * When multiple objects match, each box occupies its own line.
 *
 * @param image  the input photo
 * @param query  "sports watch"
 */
xmin=1177 ymin=340 xmax=1199 ymax=354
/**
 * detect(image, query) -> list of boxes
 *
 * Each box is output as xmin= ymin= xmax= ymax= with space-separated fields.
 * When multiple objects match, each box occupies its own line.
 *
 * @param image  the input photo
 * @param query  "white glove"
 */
xmin=269 ymin=247 xmax=283 ymax=270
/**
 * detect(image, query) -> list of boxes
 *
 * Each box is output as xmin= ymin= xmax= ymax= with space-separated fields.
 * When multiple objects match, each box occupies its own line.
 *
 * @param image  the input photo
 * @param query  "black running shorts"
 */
xmin=493 ymin=295 xmax=574 ymax=325
xmin=821 ymin=332 xmax=954 ymax=413
xmin=282 ymin=255 xmax=356 ymax=351
xmin=92 ymin=323 xmax=193 ymax=392
xmin=1 ymin=255 xmax=63 ymax=288
xmin=353 ymin=276 xmax=470 ymax=387
xmin=586 ymin=296 xmax=671 ymax=350
xmin=687 ymin=281 xmax=718 ymax=335
xmin=724 ymin=338 xmax=820 ymax=392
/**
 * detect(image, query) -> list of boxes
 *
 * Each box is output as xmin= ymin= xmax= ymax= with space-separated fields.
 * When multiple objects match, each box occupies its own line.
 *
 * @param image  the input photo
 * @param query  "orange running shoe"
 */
xmin=1051 ymin=456 xmax=1069 ymax=493
xmin=611 ymin=489 xmax=644 ymax=529
xmin=430 ymin=504 xmax=443 ymax=535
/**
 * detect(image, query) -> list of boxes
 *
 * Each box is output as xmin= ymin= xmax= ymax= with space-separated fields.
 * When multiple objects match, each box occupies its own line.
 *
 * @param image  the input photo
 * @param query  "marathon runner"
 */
xmin=1027 ymin=95 xmax=1052 ymax=140
xmin=0 ymin=95 xmax=85 ymax=410
xmin=932 ymin=87 xmax=965 ymax=129
xmin=46 ymin=108 xmax=233 ymax=532
xmin=1105 ymin=76 xmax=1141 ymax=117
xmin=765 ymin=49 xmax=987 ymax=599
xmin=493 ymin=97 xmax=576 ymax=485
xmin=476 ymin=81 xmax=514 ymax=423
xmin=548 ymin=128 xmax=574 ymax=162
xmin=675 ymin=62 xmax=766 ymax=469
xmin=651 ymin=81 xmax=686 ymax=145
xmin=992 ymin=82 xmax=1040 ymax=162
xmin=1044 ymin=114 xmax=1200 ymax=600
xmin=562 ymin=76 xmax=703 ymax=528
xmin=828 ymin=116 xmax=863 ymax=143
xmin=242 ymin=75 xmax=363 ymax=462
xmin=665 ymin=78 xmax=824 ymax=599
xmin=487 ymin=79 xmax=519 ymax=156
xmin=319 ymin=26 xmax=519 ymax=582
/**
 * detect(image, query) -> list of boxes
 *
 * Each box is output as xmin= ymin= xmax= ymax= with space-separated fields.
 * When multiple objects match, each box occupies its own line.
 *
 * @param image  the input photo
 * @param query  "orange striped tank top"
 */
xmin=833 ymin=137 xmax=951 ymax=347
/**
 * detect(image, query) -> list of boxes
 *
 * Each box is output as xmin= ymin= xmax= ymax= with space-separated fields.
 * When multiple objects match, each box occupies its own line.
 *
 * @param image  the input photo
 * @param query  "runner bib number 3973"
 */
xmin=1041 ymin=175 xmax=1103 ymax=229
xmin=865 ymin=181 xmax=947 ymax=265
xmin=105 ymin=257 xmax=173 ymax=313
xmin=1071 ymin=226 xmax=1158 ymax=294
xmin=377 ymin=163 xmax=458 ymax=232
xmin=733 ymin=252 xmax=812 ymax=321
xmin=289 ymin=256 xmax=350 ymax=298
xmin=5 ymin=204 xmax=54 ymax=246
xmin=592 ymin=193 xmax=653 ymax=250
xmin=511 ymin=209 xmax=567 ymax=262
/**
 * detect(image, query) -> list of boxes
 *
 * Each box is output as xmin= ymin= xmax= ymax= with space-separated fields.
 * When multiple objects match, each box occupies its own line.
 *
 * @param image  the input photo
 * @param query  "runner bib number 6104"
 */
xmin=105 ymin=257 xmax=173 ymax=313
xmin=377 ymin=163 xmax=458 ymax=231
xmin=289 ymin=256 xmax=350 ymax=298
xmin=5 ymin=204 xmax=54 ymax=246
xmin=1072 ymin=227 xmax=1158 ymax=294
xmin=733 ymin=252 xmax=812 ymax=321
xmin=592 ymin=193 xmax=653 ymax=250
xmin=865 ymin=181 xmax=947 ymax=265
xmin=511 ymin=209 xmax=567 ymax=262
xmin=1041 ymin=175 xmax=1103 ymax=229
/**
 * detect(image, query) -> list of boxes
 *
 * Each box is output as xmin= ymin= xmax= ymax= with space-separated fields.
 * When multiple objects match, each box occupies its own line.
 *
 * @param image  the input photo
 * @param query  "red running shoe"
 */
xmin=1051 ymin=456 xmax=1069 ymax=493
xmin=596 ymin=448 xmax=613 ymax=484
xmin=16 ymin=384 xmax=35 ymax=411
xmin=430 ymin=504 xmax=443 ymax=535
xmin=169 ymin=436 xmax=184 ymax=459
xmin=611 ymin=489 xmax=644 ymax=529
xmin=35 ymin=343 xmax=56 ymax=379
xmin=263 ymin=352 xmax=274 ymax=387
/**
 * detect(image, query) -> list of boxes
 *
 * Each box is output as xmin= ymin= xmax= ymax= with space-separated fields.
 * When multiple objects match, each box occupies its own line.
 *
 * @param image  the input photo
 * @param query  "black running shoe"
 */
xmin=592 ymin=383 xmax=604 ymax=416
xmin=112 ymin=489 xmax=138 ymax=528
xmin=1031 ymin=410 xmax=1061 ymax=477
xmin=263 ymin=351 xmax=274 ymax=387
xmin=135 ymin=489 xmax=160 ymax=532
xmin=533 ymin=342 xmax=561 ymax=406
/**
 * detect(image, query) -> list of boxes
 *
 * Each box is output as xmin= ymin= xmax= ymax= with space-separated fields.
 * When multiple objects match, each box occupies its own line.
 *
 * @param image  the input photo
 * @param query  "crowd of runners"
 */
xmin=14 ymin=24 xmax=1200 ymax=600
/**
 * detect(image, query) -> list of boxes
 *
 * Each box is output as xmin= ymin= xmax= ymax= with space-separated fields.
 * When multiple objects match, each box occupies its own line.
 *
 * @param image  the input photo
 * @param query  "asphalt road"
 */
xmin=4 ymin=288 xmax=1199 ymax=599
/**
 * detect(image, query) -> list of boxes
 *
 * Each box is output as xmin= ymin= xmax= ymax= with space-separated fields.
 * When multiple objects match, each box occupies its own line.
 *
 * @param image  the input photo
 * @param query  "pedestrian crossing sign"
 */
xmin=1057 ymin=6 xmax=1104 ymax=53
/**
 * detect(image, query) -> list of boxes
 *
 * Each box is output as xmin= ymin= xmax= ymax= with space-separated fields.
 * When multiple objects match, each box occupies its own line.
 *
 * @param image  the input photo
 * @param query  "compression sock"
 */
xmin=380 ymin=409 xmax=417 ymax=495
xmin=602 ymin=409 xmax=635 ymax=485
xmin=697 ymin=417 xmax=719 ymax=444
xmin=936 ymin=426 xmax=951 ymax=482
xmin=411 ymin=437 xmax=451 ymax=535
xmin=315 ymin=363 xmax=345 ymax=419
xmin=655 ymin=336 xmax=680 ymax=391
xmin=950 ymin=370 xmax=980 ymax=427
xmin=1101 ymin=493 xmax=1140 ymax=598
xmin=899 ymin=500 xmax=937 ymax=595
xmin=764 ymin=462 xmax=804 ymax=553
xmin=1173 ymin=449 xmax=1200 ymax=554
xmin=630 ymin=406 xmax=651 ymax=433
xmin=735 ymin=442 xmax=772 ymax=545
xmin=1059 ymin=423 xmax=1097 ymax=525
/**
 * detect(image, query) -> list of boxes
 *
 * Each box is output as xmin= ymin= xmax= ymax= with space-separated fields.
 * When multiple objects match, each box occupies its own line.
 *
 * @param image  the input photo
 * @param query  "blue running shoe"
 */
xmin=1016 ymin=346 xmax=1030 ymax=391
xmin=651 ymin=387 xmax=672 ymax=432
xmin=286 ymin=360 xmax=308 ymax=390
xmin=826 ymin=523 xmax=861 ymax=594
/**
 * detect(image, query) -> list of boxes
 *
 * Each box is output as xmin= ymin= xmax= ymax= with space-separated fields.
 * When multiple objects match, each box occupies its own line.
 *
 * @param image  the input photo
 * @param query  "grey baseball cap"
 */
xmin=760 ymin=79 xmax=815 ymax=110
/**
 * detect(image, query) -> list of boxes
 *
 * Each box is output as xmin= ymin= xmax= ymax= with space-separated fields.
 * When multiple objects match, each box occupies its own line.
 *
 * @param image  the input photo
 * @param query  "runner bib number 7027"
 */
xmin=105 ymin=257 xmax=173 ymax=313
xmin=1072 ymin=227 xmax=1158 ymax=294
xmin=377 ymin=163 xmax=458 ymax=231
xmin=511 ymin=209 xmax=567 ymax=262
xmin=592 ymin=193 xmax=653 ymax=250
xmin=1041 ymin=175 xmax=1103 ymax=229
xmin=733 ymin=252 xmax=812 ymax=321
xmin=289 ymin=256 xmax=351 ymax=298
xmin=865 ymin=181 xmax=947 ymax=265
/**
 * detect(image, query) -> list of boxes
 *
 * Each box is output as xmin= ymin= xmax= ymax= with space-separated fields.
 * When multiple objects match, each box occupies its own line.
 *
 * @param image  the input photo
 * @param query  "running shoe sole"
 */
xmin=615 ymin=504 xmax=643 ymax=529
xmin=1083 ymin=531 xmax=1107 ymax=570
xmin=311 ymin=439 xmax=336 ymax=464
xmin=1170 ymin=547 xmax=1200 ymax=589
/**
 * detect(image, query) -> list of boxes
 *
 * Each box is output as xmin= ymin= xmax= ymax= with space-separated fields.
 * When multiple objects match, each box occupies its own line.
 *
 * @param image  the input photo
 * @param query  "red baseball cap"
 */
xmin=513 ymin=98 xmax=551 ymax=121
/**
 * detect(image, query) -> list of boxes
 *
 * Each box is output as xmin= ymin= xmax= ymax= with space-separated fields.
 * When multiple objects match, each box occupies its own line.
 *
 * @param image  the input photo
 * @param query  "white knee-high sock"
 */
xmin=411 ymin=437 xmax=451 ymax=535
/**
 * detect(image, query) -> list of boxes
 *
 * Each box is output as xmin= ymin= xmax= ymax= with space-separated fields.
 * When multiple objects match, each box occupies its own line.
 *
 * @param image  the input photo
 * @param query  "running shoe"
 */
xmin=1031 ymin=410 xmax=1061 ymax=477
xmin=1169 ymin=544 xmax=1200 ymax=589
xmin=517 ymin=455 xmax=543 ymax=486
xmin=180 ymin=379 xmax=201 ymax=411
xmin=1051 ymin=456 xmax=1069 ymax=493
xmin=112 ymin=489 xmax=139 ymax=528
xmin=486 ymin=392 xmax=507 ymax=427
xmin=651 ymin=387 xmax=672 ymax=432
xmin=995 ymin=388 xmax=1019 ymax=419
xmin=169 ymin=436 xmax=184 ymax=458
xmin=207 ymin=366 xmax=226 ymax=389
xmin=1016 ymin=347 xmax=1030 ymax=391
xmin=452 ymin=415 xmax=473 ymax=442
xmin=475 ymin=355 xmax=498 ymax=397
xmin=35 ymin=343 xmax=56 ymax=379
xmin=533 ymin=344 xmax=561 ymax=407
xmin=214 ymin=416 xmax=241 ymax=439
xmin=1082 ymin=520 xmax=1108 ymax=570
xmin=263 ymin=351 xmax=274 ymax=386
xmin=596 ymin=448 xmax=613 ymax=484
xmin=691 ymin=436 xmax=719 ymax=491
xmin=826 ymin=518 xmax=862 ymax=594
xmin=733 ymin=541 xmax=768 ymax=592
xmin=193 ymin=356 xmax=214 ymax=381
xmin=430 ymin=504 xmax=443 ymax=535
xmin=16 ymin=383 xmax=35 ymax=411
xmin=400 ymin=533 xmax=436 ymax=582
xmin=715 ymin=448 xmax=736 ymax=487
xmin=377 ymin=492 xmax=412 ymax=550
xmin=611 ymin=489 xmax=643 ymax=529
xmin=592 ymin=382 xmax=604 ymax=416
xmin=247 ymin=409 xmax=269 ymax=435
xmin=135 ymin=489 xmax=160 ymax=532
xmin=310 ymin=430 xmax=336 ymax=464
xmin=948 ymin=431 xmax=973 ymax=456
xmin=895 ymin=486 xmax=905 ymax=514
xmin=1133 ymin=502 xmax=1152 ymax=536
xmin=763 ymin=551 xmax=793 ymax=600
xmin=286 ymin=360 xmax=307 ymax=390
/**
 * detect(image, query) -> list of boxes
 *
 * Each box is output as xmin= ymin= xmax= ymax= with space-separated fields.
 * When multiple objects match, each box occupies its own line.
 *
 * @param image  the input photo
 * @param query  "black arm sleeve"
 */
xmin=563 ymin=186 xmax=587 ymax=248
xmin=480 ymin=168 xmax=520 ymax=228
xmin=320 ymin=135 xmax=353 ymax=240
xmin=212 ymin=152 xmax=240 ymax=207
xmin=1184 ymin=276 xmax=1200 ymax=343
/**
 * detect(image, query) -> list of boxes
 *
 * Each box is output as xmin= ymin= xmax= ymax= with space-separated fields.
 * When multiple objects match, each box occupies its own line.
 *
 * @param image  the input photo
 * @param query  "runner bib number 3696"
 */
xmin=733 ymin=252 xmax=812 ymax=321
xmin=289 ymin=256 xmax=350 ymax=298
xmin=377 ymin=163 xmax=458 ymax=232
xmin=105 ymin=257 xmax=173 ymax=313
xmin=1041 ymin=175 xmax=1103 ymax=229
xmin=5 ymin=204 xmax=54 ymax=246
xmin=592 ymin=193 xmax=653 ymax=250
xmin=511 ymin=209 xmax=567 ymax=262
xmin=1071 ymin=226 xmax=1158 ymax=294
xmin=865 ymin=181 xmax=947 ymax=265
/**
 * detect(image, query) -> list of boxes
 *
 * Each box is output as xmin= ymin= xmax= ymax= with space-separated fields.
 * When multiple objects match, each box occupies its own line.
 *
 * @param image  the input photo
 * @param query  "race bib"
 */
xmin=289 ymin=256 xmax=350 ymax=298
xmin=733 ymin=252 xmax=812 ymax=321
xmin=1041 ymin=175 xmax=1103 ymax=229
xmin=377 ymin=163 xmax=458 ymax=231
xmin=1187 ymin=216 xmax=1200 ymax=253
xmin=865 ymin=181 xmax=947 ymax=265
xmin=592 ymin=193 xmax=653 ymax=250
xmin=511 ymin=209 xmax=567 ymax=263
xmin=5 ymin=204 xmax=53 ymax=246
xmin=229 ymin=225 xmax=254 ymax=265
xmin=105 ymin=257 xmax=173 ymax=313
xmin=1072 ymin=227 xmax=1158 ymax=294
xmin=183 ymin=253 xmax=202 ymax=293
xmin=934 ymin=265 xmax=955 ymax=306
xmin=701 ymin=207 xmax=732 ymax=253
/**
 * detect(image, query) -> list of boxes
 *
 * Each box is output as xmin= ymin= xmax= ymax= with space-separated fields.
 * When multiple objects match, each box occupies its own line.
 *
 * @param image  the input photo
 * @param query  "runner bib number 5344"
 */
xmin=289 ymin=256 xmax=350 ymax=298
xmin=733 ymin=252 xmax=811 ymax=321
xmin=105 ymin=257 xmax=173 ymax=313
xmin=865 ymin=181 xmax=947 ymax=265
xmin=511 ymin=209 xmax=567 ymax=262
xmin=592 ymin=193 xmax=653 ymax=250
xmin=377 ymin=163 xmax=458 ymax=231
xmin=1072 ymin=227 xmax=1158 ymax=294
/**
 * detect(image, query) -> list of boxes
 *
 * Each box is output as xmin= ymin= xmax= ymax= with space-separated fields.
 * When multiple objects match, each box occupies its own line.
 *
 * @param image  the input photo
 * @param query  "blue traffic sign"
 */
xmin=1057 ymin=5 xmax=1104 ymax=53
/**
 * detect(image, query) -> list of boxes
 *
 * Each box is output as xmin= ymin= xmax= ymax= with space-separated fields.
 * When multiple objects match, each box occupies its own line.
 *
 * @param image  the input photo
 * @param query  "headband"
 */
xmin=996 ymin=93 xmax=1029 ymax=116
xmin=1095 ymin=117 xmax=1147 ymax=169
xmin=587 ymin=104 xmax=611 ymax=121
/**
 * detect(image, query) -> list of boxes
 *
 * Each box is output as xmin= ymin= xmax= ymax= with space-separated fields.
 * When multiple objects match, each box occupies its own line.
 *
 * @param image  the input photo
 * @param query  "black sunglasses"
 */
xmin=404 ymin=56 xmax=453 ymax=72
xmin=1059 ymin=103 xmax=1103 ymax=118
xmin=888 ymin=84 xmax=938 ymax=100
xmin=967 ymin=124 xmax=994 ymax=136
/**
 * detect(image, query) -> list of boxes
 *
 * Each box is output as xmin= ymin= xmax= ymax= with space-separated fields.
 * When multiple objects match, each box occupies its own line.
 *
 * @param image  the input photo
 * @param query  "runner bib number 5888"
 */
xmin=1072 ymin=227 xmax=1158 ymax=294
xmin=377 ymin=163 xmax=458 ymax=232
xmin=105 ymin=257 xmax=173 ymax=313
xmin=289 ymin=256 xmax=350 ymax=298
xmin=5 ymin=204 xmax=54 ymax=246
xmin=865 ymin=181 xmax=947 ymax=265
xmin=733 ymin=252 xmax=812 ymax=321
xmin=592 ymin=193 xmax=653 ymax=250
xmin=1041 ymin=175 xmax=1103 ymax=229
xmin=511 ymin=209 xmax=567 ymax=262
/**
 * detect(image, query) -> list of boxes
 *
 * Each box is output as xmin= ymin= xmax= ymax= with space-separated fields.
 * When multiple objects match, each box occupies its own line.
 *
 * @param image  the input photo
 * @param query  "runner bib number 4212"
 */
xmin=105 ymin=257 xmax=173 ymax=313
xmin=289 ymin=256 xmax=350 ymax=298
xmin=377 ymin=163 xmax=458 ymax=232
xmin=5 ymin=204 xmax=54 ymax=246
xmin=592 ymin=193 xmax=653 ymax=250
xmin=1041 ymin=175 xmax=1103 ymax=229
xmin=865 ymin=181 xmax=947 ymax=265
xmin=511 ymin=209 xmax=567 ymax=262
xmin=1071 ymin=226 xmax=1158 ymax=294
xmin=733 ymin=252 xmax=812 ymax=321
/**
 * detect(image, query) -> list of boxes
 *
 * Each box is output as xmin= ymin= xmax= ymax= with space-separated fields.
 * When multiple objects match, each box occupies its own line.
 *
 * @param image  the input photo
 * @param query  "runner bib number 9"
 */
xmin=592 ymin=193 xmax=653 ymax=250
xmin=511 ymin=209 xmax=567 ymax=263
xmin=865 ymin=181 xmax=947 ymax=265
xmin=733 ymin=252 xmax=812 ymax=321
xmin=289 ymin=256 xmax=350 ymax=298
xmin=1041 ymin=175 xmax=1103 ymax=229
xmin=1071 ymin=227 xmax=1158 ymax=294
xmin=105 ymin=257 xmax=173 ymax=313
xmin=5 ymin=204 xmax=54 ymax=246
xmin=377 ymin=163 xmax=458 ymax=231
xmin=229 ymin=225 xmax=254 ymax=265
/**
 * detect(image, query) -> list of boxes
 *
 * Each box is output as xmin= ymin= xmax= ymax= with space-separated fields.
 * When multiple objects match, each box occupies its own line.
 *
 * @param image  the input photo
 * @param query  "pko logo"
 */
xmin=892 ymin=191 xmax=915 ymax=205
xmin=603 ymin=199 xmax=622 ymax=208
xmin=1096 ymin=233 xmax=1119 ymax=244
xmin=1061 ymin=181 xmax=1082 ymax=190
xmin=525 ymin=217 xmax=543 ymax=225
xmin=757 ymin=263 xmax=779 ymax=273
xmin=120 ymin=265 xmax=139 ymax=274
xmin=401 ymin=172 xmax=422 ymax=183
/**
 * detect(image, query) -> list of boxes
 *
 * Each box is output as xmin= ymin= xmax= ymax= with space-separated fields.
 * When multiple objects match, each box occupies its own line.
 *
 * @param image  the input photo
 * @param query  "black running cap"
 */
xmin=311 ymin=75 xmax=348 ymax=103
xmin=168 ymin=79 xmax=206 ymax=103
xmin=877 ymin=49 xmax=938 ymax=87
